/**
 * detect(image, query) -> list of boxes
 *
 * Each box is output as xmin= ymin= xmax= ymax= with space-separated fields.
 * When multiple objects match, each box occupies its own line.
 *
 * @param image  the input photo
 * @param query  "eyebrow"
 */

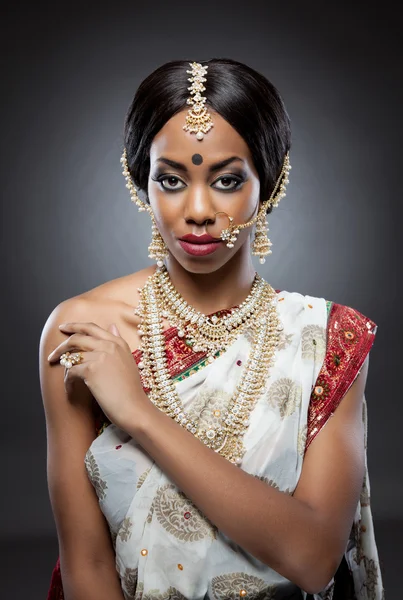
xmin=155 ymin=156 xmax=245 ymax=173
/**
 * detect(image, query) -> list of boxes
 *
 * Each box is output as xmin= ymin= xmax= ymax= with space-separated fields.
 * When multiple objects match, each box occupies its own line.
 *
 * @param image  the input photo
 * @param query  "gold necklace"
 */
xmin=136 ymin=269 xmax=283 ymax=465
xmin=154 ymin=265 xmax=268 ymax=360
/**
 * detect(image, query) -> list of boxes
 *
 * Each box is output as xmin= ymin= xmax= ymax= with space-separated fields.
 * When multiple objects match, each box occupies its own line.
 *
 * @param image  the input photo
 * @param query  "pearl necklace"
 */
xmin=153 ymin=265 xmax=268 ymax=361
xmin=136 ymin=269 xmax=283 ymax=465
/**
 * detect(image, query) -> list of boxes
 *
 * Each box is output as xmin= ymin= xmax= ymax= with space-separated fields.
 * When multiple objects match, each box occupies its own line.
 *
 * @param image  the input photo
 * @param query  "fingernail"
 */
xmin=59 ymin=323 xmax=67 ymax=328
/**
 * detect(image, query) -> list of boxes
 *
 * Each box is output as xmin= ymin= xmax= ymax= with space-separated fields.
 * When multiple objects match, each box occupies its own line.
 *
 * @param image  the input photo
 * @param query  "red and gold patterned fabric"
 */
xmin=306 ymin=301 xmax=377 ymax=451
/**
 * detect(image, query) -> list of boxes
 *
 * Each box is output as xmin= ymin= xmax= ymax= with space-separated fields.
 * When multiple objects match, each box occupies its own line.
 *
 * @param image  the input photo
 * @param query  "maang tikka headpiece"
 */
xmin=182 ymin=61 xmax=214 ymax=140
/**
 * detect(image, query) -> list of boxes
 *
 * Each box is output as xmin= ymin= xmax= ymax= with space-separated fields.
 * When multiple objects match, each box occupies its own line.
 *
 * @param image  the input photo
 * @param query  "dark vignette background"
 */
xmin=1 ymin=1 xmax=402 ymax=598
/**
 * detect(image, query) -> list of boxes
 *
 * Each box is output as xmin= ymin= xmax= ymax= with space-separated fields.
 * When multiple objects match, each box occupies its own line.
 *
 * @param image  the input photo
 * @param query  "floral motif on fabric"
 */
xmin=349 ymin=519 xmax=365 ymax=564
xmin=131 ymin=582 xmax=187 ymax=600
xmin=306 ymin=303 xmax=377 ymax=451
xmin=122 ymin=566 xmax=138 ymax=598
xmin=301 ymin=324 xmax=327 ymax=363
xmin=360 ymin=471 xmax=370 ymax=507
xmin=210 ymin=572 xmax=276 ymax=599
xmin=277 ymin=331 xmax=293 ymax=352
xmin=187 ymin=389 xmax=232 ymax=428
xmin=137 ymin=467 xmax=151 ymax=491
xmin=297 ymin=424 xmax=307 ymax=456
xmin=362 ymin=556 xmax=380 ymax=600
xmin=320 ymin=580 xmax=335 ymax=600
xmin=266 ymin=378 xmax=302 ymax=418
xmin=118 ymin=517 xmax=133 ymax=542
xmin=84 ymin=450 xmax=108 ymax=500
xmin=153 ymin=483 xmax=217 ymax=542
xmin=110 ymin=526 xmax=118 ymax=550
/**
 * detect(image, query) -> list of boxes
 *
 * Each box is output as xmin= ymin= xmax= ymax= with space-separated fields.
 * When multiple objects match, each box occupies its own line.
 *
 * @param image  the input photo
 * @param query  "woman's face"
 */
xmin=148 ymin=109 xmax=261 ymax=274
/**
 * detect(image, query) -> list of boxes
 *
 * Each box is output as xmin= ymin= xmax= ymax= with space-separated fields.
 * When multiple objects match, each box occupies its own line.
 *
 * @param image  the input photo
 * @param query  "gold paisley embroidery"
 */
xmin=360 ymin=471 xmax=370 ymax=507
xmin=118 ymin=517 xmax=133 ymax=542
xmin=122 ymin=566 xmax=138 ymax=598
xmin=137 ymin=467 xmax=151 ymax=491
xmin=109 ymin=527 xmax=117 ymax=550
xmin=363 ymin=556 xmax=379 ymax=600
xmin=132 ymin=586 xmax=187 ymax=600
xmin=298 ymin=424 xmax=308 ymax=456
xmin=134 ymin=580 xmax=144 ymax=600
xmin=146 ymin=499 xmax=155 ymax=524
xmin=348 ymin=519 xmax=364 ymax=565
xmin=154 ymin=483 xmax=217 ymax=541
xmin=277 ymin=331 xmax=293 ymax=351
xmin=188 ymin=389 xmax=232 ymax=428
xmin=301 ymin=324 xmax=326 ymax=364
xmin=84 ymin=450 xmax=108 ymax=500
xmin=211 ymin=572 xmax=276 ymax=599
xmin=266 ymin=378 xmax=302 ymax=418
xmin=320 ymin=580 xmax=335 ymax=599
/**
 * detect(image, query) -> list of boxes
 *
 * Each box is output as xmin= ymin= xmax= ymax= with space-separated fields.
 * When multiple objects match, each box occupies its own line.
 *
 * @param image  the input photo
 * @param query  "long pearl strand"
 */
xmin=135 ymin=270 xmax=283 ymax=466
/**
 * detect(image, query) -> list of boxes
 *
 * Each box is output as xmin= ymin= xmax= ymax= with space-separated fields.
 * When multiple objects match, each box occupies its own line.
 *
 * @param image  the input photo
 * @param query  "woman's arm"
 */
xmin=40 ymin=298 xmax=125 ymax=600
xmin=127 ymin=356 xmax=369 ymax=595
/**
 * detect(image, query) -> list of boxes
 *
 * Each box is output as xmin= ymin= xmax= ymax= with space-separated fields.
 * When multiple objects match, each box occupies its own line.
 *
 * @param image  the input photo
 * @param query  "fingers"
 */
xmin=62 ymin=352 xmax=93 ymax=394
xmin=58 ymin=322 xmax=125 ymax=345
xmin=47 ymin=333 xmax=101 ymax=363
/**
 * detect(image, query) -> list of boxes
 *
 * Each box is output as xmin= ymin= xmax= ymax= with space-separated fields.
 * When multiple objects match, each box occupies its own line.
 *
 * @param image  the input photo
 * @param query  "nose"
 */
xmin=183 ymin=184 xmax=216 ymax=226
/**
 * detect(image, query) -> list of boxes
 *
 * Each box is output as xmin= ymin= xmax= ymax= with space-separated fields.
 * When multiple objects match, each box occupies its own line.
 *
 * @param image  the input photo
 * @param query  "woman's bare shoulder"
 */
xmin=42 ymin=265 xmax=156 ymax=351
xmin=51 ymin=266 xmax=155 ymax=319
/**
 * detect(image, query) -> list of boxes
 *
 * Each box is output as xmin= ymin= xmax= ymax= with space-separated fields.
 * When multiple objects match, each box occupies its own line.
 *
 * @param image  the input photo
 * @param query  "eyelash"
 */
xmin=152 ymin=174 xmax=245 ymax=193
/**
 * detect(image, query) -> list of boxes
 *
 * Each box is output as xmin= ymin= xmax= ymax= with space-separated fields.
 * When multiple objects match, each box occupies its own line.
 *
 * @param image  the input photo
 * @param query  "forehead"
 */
xmin=149 ymin=109 xmax=253 ymax=164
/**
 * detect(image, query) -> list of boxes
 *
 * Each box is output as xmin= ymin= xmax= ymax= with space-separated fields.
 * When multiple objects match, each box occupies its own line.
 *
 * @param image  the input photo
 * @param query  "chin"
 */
xmin=169 ymin=252 xmax=231 ymax=275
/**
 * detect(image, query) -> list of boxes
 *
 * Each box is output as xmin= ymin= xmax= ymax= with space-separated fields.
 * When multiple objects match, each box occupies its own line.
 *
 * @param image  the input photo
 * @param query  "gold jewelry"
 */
xmin=60 ymin=351 xmax=84 ymax=369
xmin=148 ymin=214 xmax=169 ymax=267
xmin=120 ymin=148 xmax=168 ymax=268
xmin=182 ymin=62 xmax=214 ymax=141
xmin=153 ymin=265 xmax=267 ymax=360
xmin=135 ymin=267 xmax=282 ymax=465
xmin=251 ymin=212 xmax=272 ymax=264
xmin=209 ymin=152 xmax=292 ymax=263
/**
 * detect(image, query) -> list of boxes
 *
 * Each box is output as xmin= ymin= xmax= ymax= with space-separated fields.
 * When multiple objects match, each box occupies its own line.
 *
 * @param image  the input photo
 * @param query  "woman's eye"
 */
xmin=213 ymin=176 xmax=244 ymax=191
xmin=158 ymin=176 xmax=186 ymax=191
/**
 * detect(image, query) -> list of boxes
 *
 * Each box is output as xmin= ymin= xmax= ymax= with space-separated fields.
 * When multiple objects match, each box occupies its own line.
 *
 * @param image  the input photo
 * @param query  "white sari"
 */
xmin=83 ymin=290 xmax=384 ymax=600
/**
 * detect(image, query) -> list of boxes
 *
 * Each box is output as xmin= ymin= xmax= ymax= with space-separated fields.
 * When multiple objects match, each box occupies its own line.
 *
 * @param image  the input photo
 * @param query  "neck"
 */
xmin=164 ymin=243 xmax=260 ymax=315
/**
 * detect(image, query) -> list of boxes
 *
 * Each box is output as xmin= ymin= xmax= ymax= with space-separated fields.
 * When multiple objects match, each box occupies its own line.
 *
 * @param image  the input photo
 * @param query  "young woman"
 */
xmin=41 ymin=58 xmax=384 ymax=599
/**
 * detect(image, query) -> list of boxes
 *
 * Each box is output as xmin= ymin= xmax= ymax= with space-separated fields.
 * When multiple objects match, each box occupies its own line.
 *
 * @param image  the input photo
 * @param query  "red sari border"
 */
xmin=305 ymin=302 xmax=377 ymax=451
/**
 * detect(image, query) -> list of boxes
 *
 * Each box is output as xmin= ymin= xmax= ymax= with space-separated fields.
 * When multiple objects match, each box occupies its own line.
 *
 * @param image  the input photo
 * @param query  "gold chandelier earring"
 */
xmin=251 ymin=210 xmax=272 ymax=264
xmin=148 ymin=213 xmax=169 ymax=267
xmin=120 ymin=148 xmax=168 ymax=268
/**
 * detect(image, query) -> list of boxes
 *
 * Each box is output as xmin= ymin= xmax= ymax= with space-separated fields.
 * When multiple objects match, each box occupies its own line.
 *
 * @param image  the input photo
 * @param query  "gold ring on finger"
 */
xmin=60 ymin=351 xmax=84 ymax=369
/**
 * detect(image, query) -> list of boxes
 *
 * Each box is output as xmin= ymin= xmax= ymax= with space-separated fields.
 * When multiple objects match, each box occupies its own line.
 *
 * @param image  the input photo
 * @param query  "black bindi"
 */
xmin=191 ymin=153 xmax=203 ymax=166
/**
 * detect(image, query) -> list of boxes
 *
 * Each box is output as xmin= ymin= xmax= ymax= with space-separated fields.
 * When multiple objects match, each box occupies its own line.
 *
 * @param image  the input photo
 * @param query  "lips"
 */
xmin=178 ymin=234 xmax=221 ymax=256
xmin=179 ymin=233 xmax=218 ymax=244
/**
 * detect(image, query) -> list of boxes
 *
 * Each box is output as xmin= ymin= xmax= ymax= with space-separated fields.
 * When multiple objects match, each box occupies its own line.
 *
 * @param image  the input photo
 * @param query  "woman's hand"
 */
xmin=47 ymin=321 xmax=150 ymax=432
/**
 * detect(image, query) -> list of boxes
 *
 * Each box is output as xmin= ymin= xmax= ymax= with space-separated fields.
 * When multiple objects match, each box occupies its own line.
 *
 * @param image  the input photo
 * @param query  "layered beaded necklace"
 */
xmin=155 ymin=266 xmax=270 ymax=362
xmin=135 ymin=266 xmax=283 ymax=465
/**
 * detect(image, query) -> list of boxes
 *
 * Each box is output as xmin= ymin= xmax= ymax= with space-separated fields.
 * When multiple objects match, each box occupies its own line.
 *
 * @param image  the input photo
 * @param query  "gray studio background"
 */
xmin=2 ymin=1 xmax=401 ymax=598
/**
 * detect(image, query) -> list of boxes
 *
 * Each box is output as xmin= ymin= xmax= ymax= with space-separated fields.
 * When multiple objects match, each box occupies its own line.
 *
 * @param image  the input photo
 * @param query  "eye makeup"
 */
xmin=150 ymin=170 xmax=247 ymax=193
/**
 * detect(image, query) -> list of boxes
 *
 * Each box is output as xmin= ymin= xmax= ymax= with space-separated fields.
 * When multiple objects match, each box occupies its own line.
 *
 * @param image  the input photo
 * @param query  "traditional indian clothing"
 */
xmin=47 ymin=290 xmax=384 ymax=599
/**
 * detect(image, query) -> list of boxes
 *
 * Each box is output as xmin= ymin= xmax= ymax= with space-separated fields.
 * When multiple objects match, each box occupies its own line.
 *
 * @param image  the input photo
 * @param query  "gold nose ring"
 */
xmin=211 ymin=212 xmax=240 ymax=248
